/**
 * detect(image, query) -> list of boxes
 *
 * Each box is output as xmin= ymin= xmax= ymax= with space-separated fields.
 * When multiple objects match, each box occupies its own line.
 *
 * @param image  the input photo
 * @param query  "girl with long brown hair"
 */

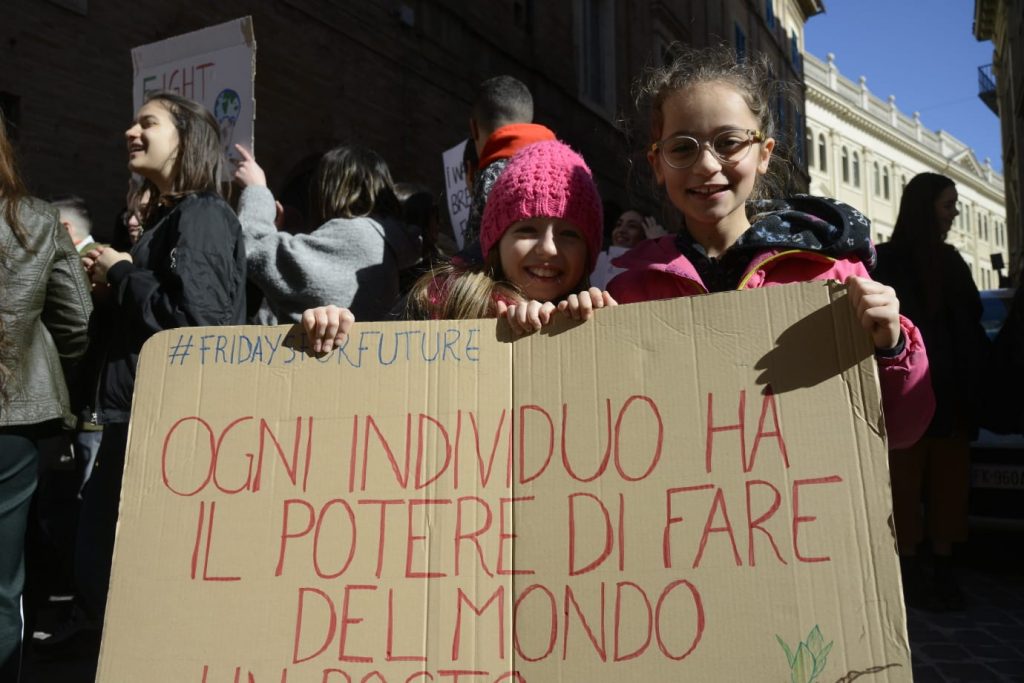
xmin=58 ymin=92 xmax=247 ymax=648
xmin=875 ymin=172 xmax=990 ymax=611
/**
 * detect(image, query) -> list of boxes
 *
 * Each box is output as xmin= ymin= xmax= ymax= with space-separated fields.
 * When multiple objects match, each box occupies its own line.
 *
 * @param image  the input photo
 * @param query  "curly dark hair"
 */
xmin=634 ymin=43 xmax=795 ymax=199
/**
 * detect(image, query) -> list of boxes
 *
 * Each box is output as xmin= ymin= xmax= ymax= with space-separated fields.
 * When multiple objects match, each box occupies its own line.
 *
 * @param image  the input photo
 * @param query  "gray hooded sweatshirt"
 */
xmin=238 ymin=185 xmax=421 ymax=322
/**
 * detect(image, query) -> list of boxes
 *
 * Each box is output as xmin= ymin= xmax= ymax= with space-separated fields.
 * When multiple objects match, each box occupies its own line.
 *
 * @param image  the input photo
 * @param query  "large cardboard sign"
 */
xmin=132 ymin=17 xmax=256 ymax=169
xmin=98 ymin=282 xmax=911 ymax=682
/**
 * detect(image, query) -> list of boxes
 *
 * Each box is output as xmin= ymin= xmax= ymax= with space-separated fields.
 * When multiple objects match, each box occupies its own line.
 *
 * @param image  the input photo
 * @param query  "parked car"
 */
xmin=979 ymin=287 xmax=1016 ymax=341
xmin=970 ymin=288 xmax=1023 ymax=521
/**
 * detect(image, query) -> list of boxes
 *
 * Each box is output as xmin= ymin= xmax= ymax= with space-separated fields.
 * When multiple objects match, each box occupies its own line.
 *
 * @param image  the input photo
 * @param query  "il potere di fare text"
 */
xmin=155 ymin=390 xmax=844 ymax=676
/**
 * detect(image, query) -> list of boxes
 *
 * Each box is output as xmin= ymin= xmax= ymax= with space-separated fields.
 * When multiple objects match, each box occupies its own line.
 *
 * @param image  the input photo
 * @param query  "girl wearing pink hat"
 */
xmin=303 ymin=139 xmax=616 ymax=350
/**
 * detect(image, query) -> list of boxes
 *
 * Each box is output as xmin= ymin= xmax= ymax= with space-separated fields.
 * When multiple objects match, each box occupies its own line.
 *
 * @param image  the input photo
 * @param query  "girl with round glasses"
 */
xmin=608 ymin=44 xmax=934 ymax=450
xmin=652 ymin=128 xmax=765 ymax=170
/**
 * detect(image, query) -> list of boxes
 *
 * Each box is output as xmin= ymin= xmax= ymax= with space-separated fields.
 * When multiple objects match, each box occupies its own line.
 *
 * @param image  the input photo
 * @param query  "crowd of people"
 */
xmin=1 ymin=42 xmax=1022 ymax=681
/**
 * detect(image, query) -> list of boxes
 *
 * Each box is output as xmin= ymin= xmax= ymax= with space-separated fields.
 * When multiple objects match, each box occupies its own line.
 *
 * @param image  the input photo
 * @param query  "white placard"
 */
xmin=132 ymin=17 xmax=256 ymax=172
xmin=442 ymin=139 xmax=472 ymax=249
xmin=590 ymin=244 xmax=630 ymax=289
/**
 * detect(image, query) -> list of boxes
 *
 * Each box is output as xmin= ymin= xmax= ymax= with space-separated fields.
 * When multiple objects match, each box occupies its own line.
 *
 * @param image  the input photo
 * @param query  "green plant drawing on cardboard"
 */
xmin=777 ymin=626 xmax=834 ymax=683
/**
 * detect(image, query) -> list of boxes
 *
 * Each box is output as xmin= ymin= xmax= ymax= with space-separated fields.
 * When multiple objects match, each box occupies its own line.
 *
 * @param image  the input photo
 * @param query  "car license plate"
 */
xmin=972 ymin=464 xmax=1024 ymax=490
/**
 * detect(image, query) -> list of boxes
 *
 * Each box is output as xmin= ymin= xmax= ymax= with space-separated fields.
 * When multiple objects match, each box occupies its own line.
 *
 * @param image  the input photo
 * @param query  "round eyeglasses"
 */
xmin=650 ymin=129 xmax=765 ymax=170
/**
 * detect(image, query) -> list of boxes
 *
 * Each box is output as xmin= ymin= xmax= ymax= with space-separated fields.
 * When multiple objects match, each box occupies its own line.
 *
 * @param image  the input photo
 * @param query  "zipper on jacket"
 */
xmin=90 ymin=347 xmax=108 ymax=426
xmin=736 ymin=250 xmax=838 ymax=290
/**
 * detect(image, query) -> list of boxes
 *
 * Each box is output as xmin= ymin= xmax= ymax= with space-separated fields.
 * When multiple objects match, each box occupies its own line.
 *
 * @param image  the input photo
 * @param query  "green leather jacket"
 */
xmin=1 ymin=197 xmax=92 ymax=428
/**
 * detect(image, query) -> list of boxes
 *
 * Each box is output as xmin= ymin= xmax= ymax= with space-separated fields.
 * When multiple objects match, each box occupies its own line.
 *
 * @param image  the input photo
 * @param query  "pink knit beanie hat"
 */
xmin=480 ymin=140 xmax=603 ymax=274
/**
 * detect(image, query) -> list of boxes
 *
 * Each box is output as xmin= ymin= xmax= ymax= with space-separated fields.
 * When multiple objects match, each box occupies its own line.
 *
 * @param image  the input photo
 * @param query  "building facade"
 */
xmin=975 ymin=0 xmax=1024 ymax=283
xmin=1 ymin=0 xmax=819 ymax=242
xmin=804 ymin=52 xmax=1009 ymax=290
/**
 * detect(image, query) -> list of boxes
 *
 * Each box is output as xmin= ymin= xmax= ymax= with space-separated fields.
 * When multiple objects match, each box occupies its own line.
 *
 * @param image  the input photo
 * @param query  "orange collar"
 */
xmin=478 ymin=123 xmax=556 ymax=169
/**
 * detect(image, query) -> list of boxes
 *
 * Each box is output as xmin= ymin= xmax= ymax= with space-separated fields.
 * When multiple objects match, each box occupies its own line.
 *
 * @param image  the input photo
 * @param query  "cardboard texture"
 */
xmin=97 ymin=282 xmax=910 ymax=682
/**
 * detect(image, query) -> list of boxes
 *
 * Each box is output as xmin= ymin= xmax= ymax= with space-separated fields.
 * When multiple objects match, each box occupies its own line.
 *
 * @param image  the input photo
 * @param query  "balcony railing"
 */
xmin=979 ymin=63 xmax=998 ymax=115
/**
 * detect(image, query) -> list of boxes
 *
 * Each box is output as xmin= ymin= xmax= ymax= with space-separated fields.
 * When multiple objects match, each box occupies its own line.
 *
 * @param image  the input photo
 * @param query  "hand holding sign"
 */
xmin=496 ymin=299 xmax=557 ymax=336
xmin=498 ymin=288 xmax=618 ymax=336
xmin=556 ymin=287 xmax=618 ymax=322
xmin=233 ymin=144 xmax=267 ymax=188
xmin=845 ymin=275 xmax=901 ymax=351
xmin=301 ymin=305 xmax=355 ymax=353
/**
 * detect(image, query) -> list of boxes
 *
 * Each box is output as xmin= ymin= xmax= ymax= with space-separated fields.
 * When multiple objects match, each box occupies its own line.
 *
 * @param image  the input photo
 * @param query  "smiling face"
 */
xmin=933 ymin=185 xmax=959 ymax=240
xmin=497 ymin=217 xmax=588 ymax=302
xmin=611 ymin=210 xmax=646 ymax=248
xmin=649 ymin=81 xmax=774 ymax=255
xmin=125 ymin=100 xmax=180 ymax=194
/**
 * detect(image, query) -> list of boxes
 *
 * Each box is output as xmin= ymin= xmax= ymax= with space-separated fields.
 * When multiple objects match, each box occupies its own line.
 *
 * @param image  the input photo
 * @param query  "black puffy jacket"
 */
xmin=93 ymin=192 xmax=246 ymax=423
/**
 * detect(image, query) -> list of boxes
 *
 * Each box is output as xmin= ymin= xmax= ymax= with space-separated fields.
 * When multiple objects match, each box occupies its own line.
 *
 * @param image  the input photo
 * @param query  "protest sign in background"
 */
xmin=442 ymin=139 xmax=471 ymax=250
xmin=132 ymin=17 xmax=256 ymax=173
xmin=97 ymin=282 xmax=910 ymax=682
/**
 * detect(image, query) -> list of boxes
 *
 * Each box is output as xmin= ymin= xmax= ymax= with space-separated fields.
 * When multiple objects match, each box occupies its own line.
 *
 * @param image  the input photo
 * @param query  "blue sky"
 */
xmin=805 ymin=1 xmax=1001 ymax=171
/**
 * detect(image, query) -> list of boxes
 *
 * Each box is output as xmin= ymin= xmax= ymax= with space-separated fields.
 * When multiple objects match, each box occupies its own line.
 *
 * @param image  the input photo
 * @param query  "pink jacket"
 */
xmin=608 ymin=235 xmax=935 ymax=449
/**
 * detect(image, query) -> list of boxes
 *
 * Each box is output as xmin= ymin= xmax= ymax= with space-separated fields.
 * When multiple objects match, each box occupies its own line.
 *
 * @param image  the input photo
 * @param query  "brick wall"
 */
xmin=1 ymin=0 xmax=808 ymax=242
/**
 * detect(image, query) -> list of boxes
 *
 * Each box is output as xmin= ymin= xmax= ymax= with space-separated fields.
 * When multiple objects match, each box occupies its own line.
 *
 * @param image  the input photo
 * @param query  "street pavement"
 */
xmin=908 ymin=524 xmax=1024 ymax=683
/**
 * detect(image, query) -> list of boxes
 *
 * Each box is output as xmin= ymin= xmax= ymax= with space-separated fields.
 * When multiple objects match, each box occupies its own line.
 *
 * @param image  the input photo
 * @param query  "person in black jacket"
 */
xmin=38 ymin=92 xmax=246 ymax=655
xmin=874 ymin=172 xmax=989 ymax=612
